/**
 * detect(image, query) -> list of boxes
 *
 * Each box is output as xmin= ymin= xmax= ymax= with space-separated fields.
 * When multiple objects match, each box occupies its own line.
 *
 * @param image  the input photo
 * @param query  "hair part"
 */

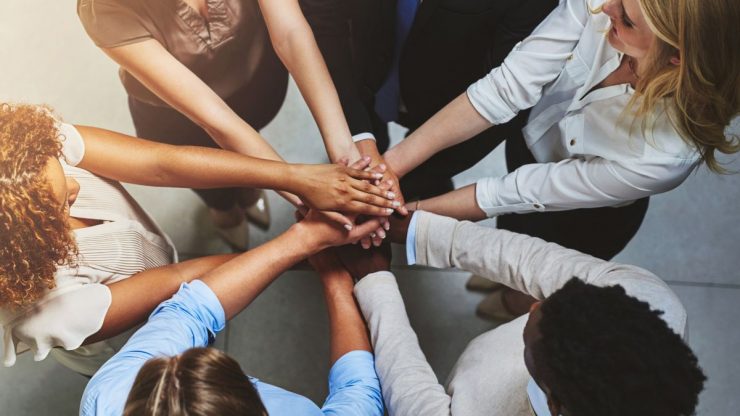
xmin=124 ymin=347 xmax=267 ymax=416
xmin=532 ymin=278 xmax=705 ymax=416
xmin=0 ymin=103 xmax=77 ymax=308
xmin=633 ymin=0 xmax=740 ymax=172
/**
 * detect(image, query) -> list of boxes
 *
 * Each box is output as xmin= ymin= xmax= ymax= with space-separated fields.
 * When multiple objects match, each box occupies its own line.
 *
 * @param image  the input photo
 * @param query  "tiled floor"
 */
xmin=1 ymin=1 xmax=739 ymax=415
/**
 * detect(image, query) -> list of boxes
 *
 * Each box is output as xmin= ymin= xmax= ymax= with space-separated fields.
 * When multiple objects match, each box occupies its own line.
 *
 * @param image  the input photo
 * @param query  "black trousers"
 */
xmin=127 ymin=48 xmax=288 ymax=211
xmin=495 ymin=126 xmax=650 ymax=261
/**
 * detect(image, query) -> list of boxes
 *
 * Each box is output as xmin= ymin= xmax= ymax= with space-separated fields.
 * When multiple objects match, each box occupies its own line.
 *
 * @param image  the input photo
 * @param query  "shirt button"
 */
xmin=567 ymin=54 xmax=573 ymax=61
xmin=533 ymin=203 xmax=544 ymax=210
xmin=570 ymin=138 xmax=577 ymax=146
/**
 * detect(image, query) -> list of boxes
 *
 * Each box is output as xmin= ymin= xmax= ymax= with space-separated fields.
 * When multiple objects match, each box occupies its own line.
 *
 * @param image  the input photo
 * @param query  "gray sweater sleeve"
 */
xmin=354 ymin=272 xmax=452 ymax=416
xmin=414 ymin=211 xmax=687 ymax=336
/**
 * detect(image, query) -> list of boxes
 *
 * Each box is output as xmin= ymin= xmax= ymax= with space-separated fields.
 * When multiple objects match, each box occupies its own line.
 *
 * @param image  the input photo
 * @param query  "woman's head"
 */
xmin=124 ymin=347 xmax=267 ymax=416
xmin=0 ymin=103 xmax=78 ymax=308
xmin=601 ymin=0 xmax=739 ymax=171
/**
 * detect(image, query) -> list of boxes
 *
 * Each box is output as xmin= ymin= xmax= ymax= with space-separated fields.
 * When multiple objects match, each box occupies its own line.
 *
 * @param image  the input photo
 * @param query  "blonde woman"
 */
xmin=0 ymin=104 xmax=393 ymax=375
xmin=77 ymin=0 xmax=405 ymax=249
xmin=383 ymin=0 xmax=739 ymax=319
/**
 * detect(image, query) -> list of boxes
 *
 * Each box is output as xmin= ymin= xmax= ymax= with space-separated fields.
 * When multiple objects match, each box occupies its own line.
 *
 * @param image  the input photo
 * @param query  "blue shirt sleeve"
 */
xmin=405 ymin=211 xmax=420 ymax=265
xmin=321 ymin=350 xmax=384 ymax=416
xmin=80 ymin=280 xmax=226 ymax=416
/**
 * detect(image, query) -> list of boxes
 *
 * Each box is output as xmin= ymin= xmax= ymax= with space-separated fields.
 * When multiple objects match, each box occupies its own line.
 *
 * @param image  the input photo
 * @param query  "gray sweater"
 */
xmin=354 ymin=211 xmax=687 ymax=416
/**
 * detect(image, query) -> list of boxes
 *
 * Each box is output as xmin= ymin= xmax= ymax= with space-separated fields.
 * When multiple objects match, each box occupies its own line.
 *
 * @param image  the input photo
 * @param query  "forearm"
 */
xmin=153 ymin=145 xmax=307 ymax=193
xmin=322 ymin=270 xmax=372 ymax=364
xmin=415 ymin=185 xmax=487 ymax=221
xmin=86 ymin=254 xmax=237 ymax=344
xmin=271 ymin=21 xmax=360 ymax=163
xmin=200 ymin=224 xmax=321 ymax=319
xmin=384 ymin=93 xmax=491 ymax=177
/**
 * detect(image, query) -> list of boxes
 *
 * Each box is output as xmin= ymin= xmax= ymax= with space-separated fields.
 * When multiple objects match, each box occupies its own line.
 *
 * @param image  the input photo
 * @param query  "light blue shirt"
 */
xmin=80 ymin=280 xmax=383 ymax=416
xmin=405 ymin=211 xmax=549 ymax=414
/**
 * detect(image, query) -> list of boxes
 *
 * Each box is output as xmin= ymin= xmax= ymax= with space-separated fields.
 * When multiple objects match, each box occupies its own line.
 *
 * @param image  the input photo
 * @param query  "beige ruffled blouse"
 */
xmin=0 ymin=124 xmax=176 ymax=367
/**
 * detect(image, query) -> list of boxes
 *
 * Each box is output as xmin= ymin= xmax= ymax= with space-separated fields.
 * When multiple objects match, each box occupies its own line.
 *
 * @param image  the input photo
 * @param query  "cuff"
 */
xmin=413 ymin=211 xmax=458 ymax=268
xmin=328 ymin=350 xmax=378 ymax=392
xmin=352 ymin=132 xmax=376 ymax=143
xmin=405 ymin=211 xmax=420 ymax=265
xmin=475 ymin=177 xmax=546 ymax=217
xmin=466 ymin=75 xmax=517 ymax=125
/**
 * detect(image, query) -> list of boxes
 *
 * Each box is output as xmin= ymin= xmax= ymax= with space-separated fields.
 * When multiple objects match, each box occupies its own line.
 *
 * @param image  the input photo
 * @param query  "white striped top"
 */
xmin=1 ymin=123 xmax=176 ymax=367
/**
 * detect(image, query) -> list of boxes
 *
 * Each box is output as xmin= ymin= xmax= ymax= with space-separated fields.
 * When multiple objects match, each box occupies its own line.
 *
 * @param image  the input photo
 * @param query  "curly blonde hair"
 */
xmin=0 ymin=104 xmax=77 ymax=308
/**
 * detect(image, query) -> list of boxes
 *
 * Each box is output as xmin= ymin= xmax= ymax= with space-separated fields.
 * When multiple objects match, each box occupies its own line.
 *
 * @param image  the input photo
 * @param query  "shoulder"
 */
xmin=254 ymin=381 xmax=323 ymax=415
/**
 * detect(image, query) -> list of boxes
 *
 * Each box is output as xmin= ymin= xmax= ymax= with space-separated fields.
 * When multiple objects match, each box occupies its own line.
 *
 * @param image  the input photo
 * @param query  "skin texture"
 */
xmin=43 ymin=125 xmax=394 ymax=345
xmin=382 ymin=0 xmax=661 ymax=221
xmin=309 ymin=249 xmax=373 ymax=364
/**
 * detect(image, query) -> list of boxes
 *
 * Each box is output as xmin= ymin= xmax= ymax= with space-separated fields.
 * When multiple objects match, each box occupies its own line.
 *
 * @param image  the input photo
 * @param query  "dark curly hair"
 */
xmin=0 ymin=103 xmax=77 ymax=308
xmin=532 ymin=278 xmax=705 ymax=416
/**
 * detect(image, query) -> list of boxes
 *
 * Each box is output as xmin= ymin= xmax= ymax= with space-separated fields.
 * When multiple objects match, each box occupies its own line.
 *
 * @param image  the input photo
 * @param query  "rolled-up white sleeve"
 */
xmin=475 ymin=156 xmax=697 ymax=216
xmin=466 ymin=0 xmax=588 ymax=124
xmin=58 ymin=122 xmax=86 ymax=166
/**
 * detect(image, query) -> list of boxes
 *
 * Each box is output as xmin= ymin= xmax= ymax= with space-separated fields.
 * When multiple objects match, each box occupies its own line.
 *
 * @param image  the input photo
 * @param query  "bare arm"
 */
xmin=259 ymin=0 xmax=361 ymax=163
xmin=383 ymin=93 xmax=491 ymax=178
xmin=310 ymin=250 xmax=372 ymax=364
xmin=411 ymin=184 xmax=487 ymax=221
xmin=102 ymin=40 xmax=280 ymax=160
xmin=75 ymin=125 xmax=397 ymax=216
xmin=84 ymin=254 xmax=237 ymax=344
xmin=201 ymin=210 xmax=382 ymax=319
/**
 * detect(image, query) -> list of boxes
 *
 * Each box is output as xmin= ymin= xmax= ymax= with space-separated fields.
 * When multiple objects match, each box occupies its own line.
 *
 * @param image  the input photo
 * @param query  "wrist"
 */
xmin=286 ymin=222 xmax=327 ymax=255
xmin=283 ymin=164 xmax=308 ymax=196
xmin=383 ymin=147 xmax=406 ymax=178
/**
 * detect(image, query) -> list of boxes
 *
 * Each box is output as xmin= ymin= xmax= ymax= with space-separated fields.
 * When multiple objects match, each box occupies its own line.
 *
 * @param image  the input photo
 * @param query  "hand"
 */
xmin=337 ymin=241 xmax=392 ymax=281
xmin=307 ymin=247 xmax=342 ymax=275
xmin=386 ymin=212 xmax=413 ymax=244
xmin=293 ymin=209 xmax=382 ymax=251
xmin=292 ymin=157 xmax=399 ymax=217
xmin=355 ymin=140 xmax=407 ymax=216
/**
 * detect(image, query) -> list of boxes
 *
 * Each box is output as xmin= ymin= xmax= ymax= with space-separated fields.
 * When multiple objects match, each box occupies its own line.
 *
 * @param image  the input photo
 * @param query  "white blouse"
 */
xmin=1 ymin=123 xmax=176 ymax=367
xmin=467 ymin=0 xmax=700 ymax=216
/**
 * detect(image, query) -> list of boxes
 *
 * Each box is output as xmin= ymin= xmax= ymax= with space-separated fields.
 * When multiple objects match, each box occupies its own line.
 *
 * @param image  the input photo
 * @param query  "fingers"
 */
xmin=349 ymin=217 xmax=383 ymax=242
xmin=347 ymin=200 xmax=397 ymax=217
xmin=348 ymin=155 xmax=372 ymax=170
xmin=322 ymin=210 xmax=355 ymax=231
xmin=350 ymin=178 xmax=396 ymax=201
xmin=347 ymin=167 xmax=384 ymax=182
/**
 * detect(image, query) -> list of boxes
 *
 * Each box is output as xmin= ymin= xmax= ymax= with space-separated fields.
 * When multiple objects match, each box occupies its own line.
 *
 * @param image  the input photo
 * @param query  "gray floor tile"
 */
xmin=0 ymin=354 xmax=87 ymax=416
xmin=668 ymin=284 xmax=740 ymax=415
xmin=225 ymin=270 xmax=331 ymax=405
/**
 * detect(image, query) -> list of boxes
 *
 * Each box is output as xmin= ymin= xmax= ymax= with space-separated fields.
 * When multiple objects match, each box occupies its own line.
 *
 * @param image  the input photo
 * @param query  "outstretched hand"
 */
xmin=337 ymin=241 xmax=392 ymax=281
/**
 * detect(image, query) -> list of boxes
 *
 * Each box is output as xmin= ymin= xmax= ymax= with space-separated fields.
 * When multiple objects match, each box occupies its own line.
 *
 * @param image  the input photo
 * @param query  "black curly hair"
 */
xmin=531 ymin=278 xmax=705 ymax=416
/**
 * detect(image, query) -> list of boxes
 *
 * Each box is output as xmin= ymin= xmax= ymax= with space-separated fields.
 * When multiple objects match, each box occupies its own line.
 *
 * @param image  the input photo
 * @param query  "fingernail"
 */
xmin=373 ymin=173 xmax=383 ymax=179
xmin=370 ymin=233 xmax=376 ymax=238
xmin=392 ymin=201 xmax=401 ymax=207
xmin=379 ymin=164 xmax=386 ymax=170
xmin=363 ymin=155 xmax=371 ymax=161
xmin=378 ymin=230 xmax=386 ymax=238
xmin=387 ymin=191 xmax=396 ymax=199
xmin=386 ymin=180 xmax=394 ymax=186
xmin=386 ymin=208 xmax=394 ymax=214
xmin=384 ymin=222 xmax=390 ymax=230
xmin=344 ymin=224 xmax=353 ymax=231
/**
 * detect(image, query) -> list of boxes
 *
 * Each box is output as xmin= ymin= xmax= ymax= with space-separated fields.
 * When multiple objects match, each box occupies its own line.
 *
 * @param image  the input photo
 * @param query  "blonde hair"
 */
xmin=0 ymin=104 xmax=77 ymax=308
xmin=634 ymin=0 xmax=740 ymax=172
